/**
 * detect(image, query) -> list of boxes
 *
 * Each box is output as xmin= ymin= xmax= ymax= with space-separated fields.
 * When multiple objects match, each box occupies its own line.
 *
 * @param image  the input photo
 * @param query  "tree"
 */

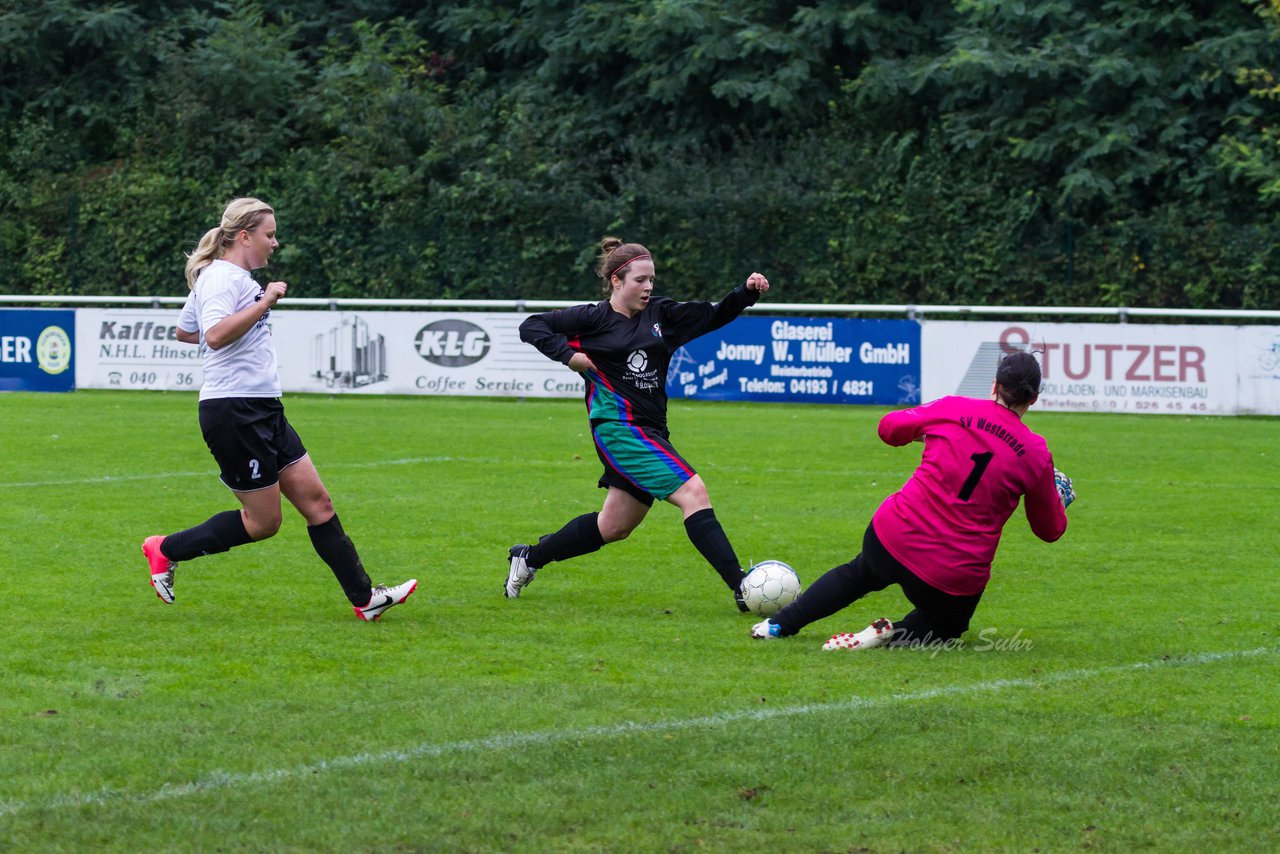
xmin=1219 ymin=0 xmax=1280 ymax=205
xmin=428 ymin=1 xmax=947 ymax=147
xmin=854 ymin=0 xmax=1276 ymax=218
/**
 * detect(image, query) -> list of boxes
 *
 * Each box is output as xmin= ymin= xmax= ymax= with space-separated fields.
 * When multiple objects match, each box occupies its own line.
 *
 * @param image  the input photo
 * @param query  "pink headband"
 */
xmin=608 ymin=252 xmax=651 ymax=281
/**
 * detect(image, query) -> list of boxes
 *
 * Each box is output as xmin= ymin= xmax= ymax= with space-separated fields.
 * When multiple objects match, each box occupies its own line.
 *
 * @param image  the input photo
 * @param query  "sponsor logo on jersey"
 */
xmin=253 ymin=288 xmax=272 ymax=326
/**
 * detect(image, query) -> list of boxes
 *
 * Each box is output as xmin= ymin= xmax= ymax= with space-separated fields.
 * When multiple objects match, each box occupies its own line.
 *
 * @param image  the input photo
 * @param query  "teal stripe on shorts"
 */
xmin=592 ymin=421 xmax=695 ymax=501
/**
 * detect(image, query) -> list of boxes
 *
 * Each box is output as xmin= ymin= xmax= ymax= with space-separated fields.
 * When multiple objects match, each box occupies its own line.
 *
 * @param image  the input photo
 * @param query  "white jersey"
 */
xmin=178 ymin=259 xmax=282 ymax=400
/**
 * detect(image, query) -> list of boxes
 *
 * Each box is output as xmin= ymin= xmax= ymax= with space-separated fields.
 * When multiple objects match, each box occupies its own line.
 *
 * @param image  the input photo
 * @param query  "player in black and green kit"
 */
xmin=505 ymin=236 xmax=771 ymax=611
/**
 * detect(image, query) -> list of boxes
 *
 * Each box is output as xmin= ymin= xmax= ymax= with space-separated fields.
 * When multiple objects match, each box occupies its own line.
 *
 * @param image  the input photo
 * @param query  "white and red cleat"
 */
xmin=355 ymin=579 xmax=418 ymax=622
xmin=822 ymin=617 xmax=893 ymax=651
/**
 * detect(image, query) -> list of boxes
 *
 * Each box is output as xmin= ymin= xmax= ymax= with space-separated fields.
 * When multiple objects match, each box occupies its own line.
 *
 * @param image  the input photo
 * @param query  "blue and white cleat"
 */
xmin=750 ymin=619 xmax=782 ymax=640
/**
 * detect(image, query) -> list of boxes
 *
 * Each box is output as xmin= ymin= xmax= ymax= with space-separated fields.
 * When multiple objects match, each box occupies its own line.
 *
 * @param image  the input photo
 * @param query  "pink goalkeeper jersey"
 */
xmin=871 ymin=396 xmax=1067 ymax=596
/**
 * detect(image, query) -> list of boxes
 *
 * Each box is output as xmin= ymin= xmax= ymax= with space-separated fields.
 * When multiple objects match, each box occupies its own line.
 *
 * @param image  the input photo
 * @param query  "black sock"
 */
xmin=526 ymin=513 xmax=605 ymax=569
xmin=161 ymin=510 xmax=253 ymax=561
xmin=683 ymin=508 xmax=746 ymax=591
xmin=307 ymin=514 xmax=373 ymax=606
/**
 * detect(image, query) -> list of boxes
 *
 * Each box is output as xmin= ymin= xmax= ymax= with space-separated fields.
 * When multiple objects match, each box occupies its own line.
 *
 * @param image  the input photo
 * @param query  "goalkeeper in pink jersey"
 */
xmin=751 ymin=351 xmax=1075 ymax=650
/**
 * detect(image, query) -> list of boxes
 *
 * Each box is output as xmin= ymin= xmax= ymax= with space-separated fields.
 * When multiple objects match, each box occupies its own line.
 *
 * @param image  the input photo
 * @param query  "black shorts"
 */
xmin=198 ymin=397 xmax=307 ymax=492
xmin=597 ymin=466 xmax=656 ymax=508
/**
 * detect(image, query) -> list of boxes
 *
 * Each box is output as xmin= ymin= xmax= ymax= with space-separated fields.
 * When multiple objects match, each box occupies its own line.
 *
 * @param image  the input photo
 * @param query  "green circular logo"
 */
xmin=37 ymin=325 xmax=72 ymax=375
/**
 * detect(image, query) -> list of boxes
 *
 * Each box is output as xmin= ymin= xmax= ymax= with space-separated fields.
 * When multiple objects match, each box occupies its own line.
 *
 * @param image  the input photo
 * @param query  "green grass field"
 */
xmin=1 ymin=391 xmax=1275 ymax=852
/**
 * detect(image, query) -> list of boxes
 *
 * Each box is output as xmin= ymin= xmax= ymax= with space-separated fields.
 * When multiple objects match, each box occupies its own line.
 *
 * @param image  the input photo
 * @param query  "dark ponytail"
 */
xmin=995 ymin=350 xmax=1042 ymax=408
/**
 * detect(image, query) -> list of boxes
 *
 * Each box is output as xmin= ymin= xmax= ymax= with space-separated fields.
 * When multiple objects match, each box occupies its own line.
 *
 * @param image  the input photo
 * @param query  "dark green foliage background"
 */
xmin=2 ymin=1 xmax=1277 ymax=307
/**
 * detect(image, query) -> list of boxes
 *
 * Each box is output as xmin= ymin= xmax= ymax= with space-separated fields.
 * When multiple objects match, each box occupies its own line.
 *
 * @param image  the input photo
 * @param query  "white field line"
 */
xmin=0 ymin=457 xmax=494 ymax=488
xmin=6 ymin=459 xmax=1270 ymax=491
xmin=0 ymin=457 xmax=888 ymax=489
xmin=1 ymin=646 xmax=1271 ymax=818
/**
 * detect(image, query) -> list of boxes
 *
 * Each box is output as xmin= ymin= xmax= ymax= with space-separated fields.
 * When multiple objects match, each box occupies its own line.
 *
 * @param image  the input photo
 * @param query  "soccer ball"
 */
xmin=741 ymin=561 xmax=801 ymax=617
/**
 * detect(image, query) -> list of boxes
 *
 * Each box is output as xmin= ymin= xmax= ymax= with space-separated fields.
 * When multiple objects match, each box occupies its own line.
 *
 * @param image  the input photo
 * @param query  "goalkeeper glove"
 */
xmin=1054 ymin=468 xmax=1076 ymax=508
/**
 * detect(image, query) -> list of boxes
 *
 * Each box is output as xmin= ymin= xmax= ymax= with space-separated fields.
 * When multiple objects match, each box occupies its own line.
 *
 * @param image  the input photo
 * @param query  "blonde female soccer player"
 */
xmin=140 ymin=198 xmax=417 ymax=621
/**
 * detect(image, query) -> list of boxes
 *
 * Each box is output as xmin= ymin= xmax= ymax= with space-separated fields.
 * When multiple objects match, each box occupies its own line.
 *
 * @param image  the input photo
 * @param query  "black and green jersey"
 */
xmin=520 ymin=282 xmax=760 ymax=429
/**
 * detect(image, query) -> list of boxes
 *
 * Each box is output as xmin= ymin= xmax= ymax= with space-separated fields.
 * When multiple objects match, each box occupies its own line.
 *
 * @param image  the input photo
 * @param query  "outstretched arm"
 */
xmin=661 ymin=273 xmax=769 ymax=345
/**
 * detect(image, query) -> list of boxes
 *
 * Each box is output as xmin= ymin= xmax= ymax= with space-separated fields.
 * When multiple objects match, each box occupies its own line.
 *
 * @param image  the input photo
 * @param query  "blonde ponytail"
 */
xmin=184 ymin=197 xmax=275 ymax=289
xmin=184 ymin=226 xmax=223 ymax=289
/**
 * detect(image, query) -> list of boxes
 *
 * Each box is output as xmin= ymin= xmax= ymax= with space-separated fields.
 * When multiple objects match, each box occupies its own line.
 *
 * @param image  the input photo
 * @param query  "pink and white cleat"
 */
xmin=142 ymin=535 xmax=176 ymax=604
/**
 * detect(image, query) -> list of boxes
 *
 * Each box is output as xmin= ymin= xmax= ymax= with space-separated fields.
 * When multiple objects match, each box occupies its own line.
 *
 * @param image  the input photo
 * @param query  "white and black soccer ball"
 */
xmin=741 ymin=560 xmax=801 ymax=617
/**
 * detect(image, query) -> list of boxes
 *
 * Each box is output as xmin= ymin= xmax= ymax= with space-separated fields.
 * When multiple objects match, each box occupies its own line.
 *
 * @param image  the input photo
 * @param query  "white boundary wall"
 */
xmin=76 ymin=308 xmax=582 ymax=399
xmin=61 ymin=305 xmax=1280 ymax=416
xmin=921 ymin=320 xmax=1280 ymax=416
